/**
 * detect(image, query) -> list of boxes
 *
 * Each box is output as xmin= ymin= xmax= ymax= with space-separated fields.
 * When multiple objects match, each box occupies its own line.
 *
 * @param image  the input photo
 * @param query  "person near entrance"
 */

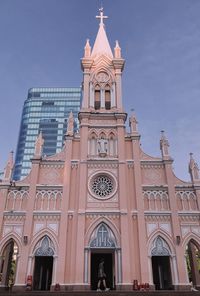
xmin=97 ymin=259 xmax=110 ymax=291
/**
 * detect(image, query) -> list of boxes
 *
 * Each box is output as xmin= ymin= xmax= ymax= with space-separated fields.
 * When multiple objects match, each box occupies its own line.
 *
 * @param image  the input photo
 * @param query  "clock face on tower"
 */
xmin=96 ymin=71 xmax=109 ymax=83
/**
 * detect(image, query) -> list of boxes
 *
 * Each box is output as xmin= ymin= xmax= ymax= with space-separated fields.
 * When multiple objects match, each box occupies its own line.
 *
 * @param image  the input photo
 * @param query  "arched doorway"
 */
xmin=85 ymin=223 xmax=121 ymax=291
xmin=151 ymin=236 xmax=173 ymax=290
xmin=33 ymin=236 xmax=54 ymax=291
xmin=0 ymin=239 xmax=19 ymax=288
xmin=186 ymin=239 xmax=200 ymax=288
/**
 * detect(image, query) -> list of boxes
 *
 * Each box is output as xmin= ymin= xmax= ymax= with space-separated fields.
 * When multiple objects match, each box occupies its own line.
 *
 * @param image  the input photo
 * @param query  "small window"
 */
xmin=105 ymin=85 xmax=111 ymax=110
xmin=94 ymin=86 xmax=101 ymax=110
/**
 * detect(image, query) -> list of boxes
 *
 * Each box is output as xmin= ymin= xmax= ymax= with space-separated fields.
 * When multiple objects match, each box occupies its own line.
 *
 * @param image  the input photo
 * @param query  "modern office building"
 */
xmin=13 ymin=87 xmax=81 ymax=180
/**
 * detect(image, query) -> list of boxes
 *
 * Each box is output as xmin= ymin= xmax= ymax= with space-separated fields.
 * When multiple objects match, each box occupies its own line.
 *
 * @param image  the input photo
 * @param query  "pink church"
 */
xmin=0 ymin=9 xmax=200 ymax=292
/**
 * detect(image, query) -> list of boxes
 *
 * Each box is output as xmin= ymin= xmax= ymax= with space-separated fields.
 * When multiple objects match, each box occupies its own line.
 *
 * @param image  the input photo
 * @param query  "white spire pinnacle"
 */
xmin=91 ymin=8 xmax=113 ymax=59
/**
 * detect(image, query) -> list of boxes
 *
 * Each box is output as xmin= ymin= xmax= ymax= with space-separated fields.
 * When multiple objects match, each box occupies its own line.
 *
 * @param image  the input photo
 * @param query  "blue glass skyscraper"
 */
xmin=13 ymin=87 xmax=81 ymax=180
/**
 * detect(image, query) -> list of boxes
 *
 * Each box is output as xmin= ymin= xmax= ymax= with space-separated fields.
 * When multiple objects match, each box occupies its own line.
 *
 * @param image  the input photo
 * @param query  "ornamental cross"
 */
xmin=96 ymin=7 xmax=108 ymax=25
xmin=98 ymin=225 xmax=108 ymax=243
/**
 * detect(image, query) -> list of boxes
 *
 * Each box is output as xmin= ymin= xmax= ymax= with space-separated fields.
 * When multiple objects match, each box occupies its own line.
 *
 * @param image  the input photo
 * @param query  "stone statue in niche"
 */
xmin=98 ymin=138 xmax=108 ymax=157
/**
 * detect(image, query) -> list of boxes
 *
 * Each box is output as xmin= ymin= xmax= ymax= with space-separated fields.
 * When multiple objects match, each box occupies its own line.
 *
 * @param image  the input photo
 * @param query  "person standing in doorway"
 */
xmin=97 ymin=258 xmax=110 ymax=291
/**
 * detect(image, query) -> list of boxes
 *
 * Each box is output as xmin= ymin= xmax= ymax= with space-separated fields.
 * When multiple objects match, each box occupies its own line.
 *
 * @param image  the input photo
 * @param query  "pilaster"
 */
xmin=56 ymin=138 xmax=73 ymax=284
xmin=131 ymin=135 xmax=149 ymax=283
xmin=17 ymin=157 xmax=40 ymax=285
xmin=163 ymin=160 xmax=188 ymax=286
xmin=117 ymin=118 xmax=132 ymax=284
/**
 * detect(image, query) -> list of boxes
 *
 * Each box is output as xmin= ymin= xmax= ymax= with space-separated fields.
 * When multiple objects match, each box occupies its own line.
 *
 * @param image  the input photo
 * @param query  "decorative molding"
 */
xmin=33 ymin=213 xmax=61 ymax=221
xmin=86 ymin=213 xmax=120 ymax=220
xmin=89 ymin=223 xmax=117 ymax=249
xmin=179 ymin=214 xmax=200 ymax=222
xmin=176 ymin=191 xmax=196 ymax=199
xmin=127 ymin=160 xmax=134 ymax=168
xmin=151 ymin=236 xmax=170 ymax=256
xmin=35 ymin=190 xmax=63 ymax=211
xmin=40 ymin=164 xmax=64 ymax=169
xmin=143 ymin=190 xmax=169 ymax=211
xmin=141 ymin=163 xmax=164 ymax=169
xmin=87 ymin=163 xmax=118 ymax=169
xmin=145 ymin=214 xmax=171 ymax=222
xmin=71 ymin=161 xmax=79 ymax=169
xmin=3 ymin=213 xmax=26 ymax=221
xmin=35 ymin=236 xmax=55 ymax=256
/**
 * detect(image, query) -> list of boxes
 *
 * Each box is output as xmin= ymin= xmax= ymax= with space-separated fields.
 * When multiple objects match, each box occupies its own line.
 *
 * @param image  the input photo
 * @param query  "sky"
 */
xmin=0 ymin=0 xmax=200 ymax=181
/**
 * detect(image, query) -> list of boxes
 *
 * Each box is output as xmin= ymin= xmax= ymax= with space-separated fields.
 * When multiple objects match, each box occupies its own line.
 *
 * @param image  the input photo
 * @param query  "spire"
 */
xmin=114 ymin=40 xmax=121 ymax=58
xmin=91 ymin=8 xmax=113 ymax=59
xmin=189 ymin=153 xmax=200 ymax=183
xmin=84 ymin=39 xmax=91 ymax=58
xmin=3 ymin=151 xmax=14 ymax=181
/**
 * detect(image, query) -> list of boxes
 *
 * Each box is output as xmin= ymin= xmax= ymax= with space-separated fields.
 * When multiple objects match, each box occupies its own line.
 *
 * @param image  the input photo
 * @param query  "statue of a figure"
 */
xmin=66 ymin=111 xmax=74 ymax=137
xmin=98 ymin=138 xmax=108 ymax=156
xmin=189 ymin=153 xmax=200 ymax=181
xmin=34 ymin=132 xmax=44 ymax=157
xmin=129 ymin=114 xmax=137 ymax=134
xmin=160 ymin=131 xmax=169 ymax=157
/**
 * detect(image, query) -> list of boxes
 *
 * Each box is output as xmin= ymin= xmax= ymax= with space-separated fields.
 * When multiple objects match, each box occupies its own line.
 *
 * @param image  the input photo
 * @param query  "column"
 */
xmin=117 ymin=118 xmax=132 ymax=285
xmin=84 ymin=249 xmax=89 ymax=283
xmin=100 ymin=89 xmax=105 ymax=109
xmin=115 ymin=72 xmax=122 ymax=109
xmin=117 ymin=249 xmax=122 ymax=284
xmin=52 ymin=256 xmax=58 ymax=285
xmin=56 ymin=139 xmax=73 ymax=285
xmin=111 ymin=83 xmax=116 ymax=108
xmin=171 ymin=255 xmax=179 ymax=286
xmin=14 ymin=255 xmax=20 ymax=285
xmin=89 ymin=83 xmax=94 ymax=108
xmin=148 ymin=256 xmax=153 ymax=286
xmin=131 ymin=136 xmax=149 ymax=283
xmin=82 ymin=71 xmax=90 ymax=109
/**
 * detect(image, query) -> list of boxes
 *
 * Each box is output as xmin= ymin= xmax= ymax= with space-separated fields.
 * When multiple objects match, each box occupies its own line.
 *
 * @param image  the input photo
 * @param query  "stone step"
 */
xmin=0 ymin=291 xmax=200 ymax=296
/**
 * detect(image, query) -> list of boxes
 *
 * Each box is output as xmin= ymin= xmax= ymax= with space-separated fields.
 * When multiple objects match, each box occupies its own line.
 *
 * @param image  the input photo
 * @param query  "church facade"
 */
xmin=0 ymin=9 xmax=200 ymax=292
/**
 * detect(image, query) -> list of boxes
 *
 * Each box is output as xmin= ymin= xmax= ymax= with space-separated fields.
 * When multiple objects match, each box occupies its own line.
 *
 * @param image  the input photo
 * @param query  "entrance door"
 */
xmin=0 ymin=240 xmax=18 ymax=288
xmin=33 ymin=256 xmax=53 ymax=290
xmin=152 ymin=256 xmax=172 ymax=290
xmin=91 ymin=252 xmax=114 ymax=290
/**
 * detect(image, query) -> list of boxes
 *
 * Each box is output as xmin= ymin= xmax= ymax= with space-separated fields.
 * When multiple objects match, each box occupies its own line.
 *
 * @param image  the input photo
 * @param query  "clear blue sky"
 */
xmin=0 ymin=0 xmax=200 ymax=181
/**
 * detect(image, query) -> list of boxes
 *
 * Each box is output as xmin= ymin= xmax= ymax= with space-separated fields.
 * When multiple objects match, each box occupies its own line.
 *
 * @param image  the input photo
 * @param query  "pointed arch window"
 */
xmin=105 ymin=84 xmax=111 ymax=110
xmin=94 ymin=85 xmax=100 ymax=110
xmin=90 ymin=223 xmax=116 ymax=248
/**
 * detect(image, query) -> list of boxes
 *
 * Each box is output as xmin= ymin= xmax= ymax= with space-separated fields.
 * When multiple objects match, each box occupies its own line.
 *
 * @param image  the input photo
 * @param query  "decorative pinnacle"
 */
xmin=96 ymin=7 xmax=108 ymax=26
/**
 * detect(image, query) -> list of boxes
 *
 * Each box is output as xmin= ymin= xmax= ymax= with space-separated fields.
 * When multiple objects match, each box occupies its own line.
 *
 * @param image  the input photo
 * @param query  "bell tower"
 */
xmin=81 ymin=8 xmax=125 ymax=112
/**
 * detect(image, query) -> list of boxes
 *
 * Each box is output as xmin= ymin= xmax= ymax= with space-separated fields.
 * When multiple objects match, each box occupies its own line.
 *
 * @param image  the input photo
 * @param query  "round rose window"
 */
xmin=91 ymin=175 xmax=114 ymax=197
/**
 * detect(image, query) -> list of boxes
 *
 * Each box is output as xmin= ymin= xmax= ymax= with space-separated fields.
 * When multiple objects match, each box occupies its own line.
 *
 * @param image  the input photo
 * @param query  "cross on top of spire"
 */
xmin=96 ymin=7 xmax=108 ymax=26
